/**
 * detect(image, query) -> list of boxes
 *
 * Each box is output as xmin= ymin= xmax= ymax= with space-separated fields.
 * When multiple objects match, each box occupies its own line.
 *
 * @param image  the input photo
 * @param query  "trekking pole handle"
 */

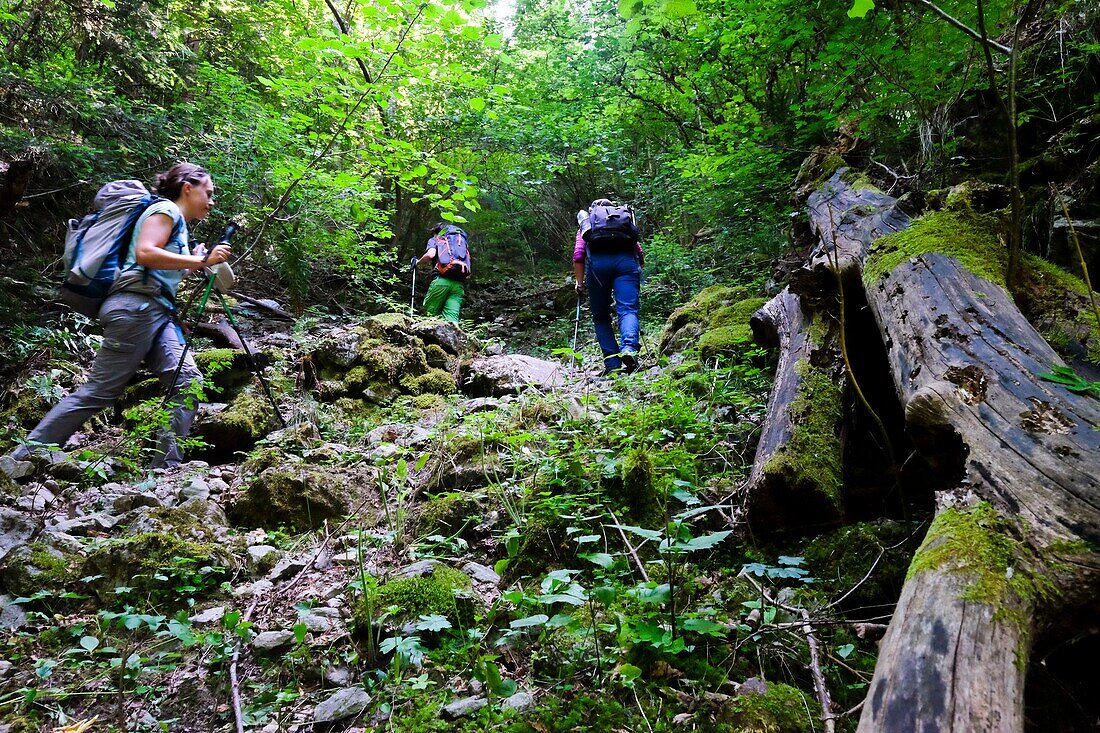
xmin=203 ymin=222 xmax=239 ymax=263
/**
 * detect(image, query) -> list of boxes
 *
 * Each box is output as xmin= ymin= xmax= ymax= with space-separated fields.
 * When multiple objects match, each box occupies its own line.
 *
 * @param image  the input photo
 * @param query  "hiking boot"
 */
xmin=621 ymin=352 xmax=639 ymax=374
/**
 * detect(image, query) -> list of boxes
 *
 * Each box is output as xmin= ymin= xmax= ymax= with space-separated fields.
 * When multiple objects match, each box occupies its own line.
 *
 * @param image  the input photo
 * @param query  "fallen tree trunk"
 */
xmin=744 ymin=288 xmax=845 ymax=535
xmin=846 ymin=199 xmax=1100 ymax=730
xmin=791 ymin=168 xmax=910 ymax=309
xmin=753 ymin=167 xmax=1100 ymax=730
xmin=191 ymin=318 xmax=245 ymax=350
xmin=857 ymin=245 xmax=1100 ymax=732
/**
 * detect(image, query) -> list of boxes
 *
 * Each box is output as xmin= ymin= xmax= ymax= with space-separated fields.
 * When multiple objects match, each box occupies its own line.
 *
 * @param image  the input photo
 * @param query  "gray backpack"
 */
xmin=59 ymin=180 xmax=167 ymax=318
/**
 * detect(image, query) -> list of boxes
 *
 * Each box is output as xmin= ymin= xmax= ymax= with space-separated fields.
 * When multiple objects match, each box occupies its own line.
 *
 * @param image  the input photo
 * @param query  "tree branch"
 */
xmin=909 ymin=0 xmax=1012 ymax=55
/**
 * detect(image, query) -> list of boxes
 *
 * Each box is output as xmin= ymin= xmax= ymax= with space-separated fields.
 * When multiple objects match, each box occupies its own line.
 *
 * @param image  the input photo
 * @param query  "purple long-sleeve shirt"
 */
xmin=573 ymin=229 xmax=644 ymax=266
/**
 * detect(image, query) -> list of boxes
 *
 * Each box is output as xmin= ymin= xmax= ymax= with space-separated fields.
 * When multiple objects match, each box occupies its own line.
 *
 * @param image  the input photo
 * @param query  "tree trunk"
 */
xmin=798 ymin=178 xmax=1100 ymax=731
xmin=743 ymin=287 xmax=845 ymax=536
xmin=756 ymin=168 xmax=1100 ymax=730
xmin=790 ymin=167 xmax=910 ymax=308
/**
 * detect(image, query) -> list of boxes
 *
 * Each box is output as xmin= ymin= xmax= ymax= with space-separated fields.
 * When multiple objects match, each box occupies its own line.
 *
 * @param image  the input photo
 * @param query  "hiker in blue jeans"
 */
xmin=574 ymin=199 xmax=645 ymax=375
xmin=7 ymin=163 xmax=230 ymax=471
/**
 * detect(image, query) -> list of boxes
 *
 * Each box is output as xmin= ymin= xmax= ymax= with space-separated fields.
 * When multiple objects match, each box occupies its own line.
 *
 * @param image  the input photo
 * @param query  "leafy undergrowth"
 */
xmin=0 ymin=281 xmax=915 ymax=732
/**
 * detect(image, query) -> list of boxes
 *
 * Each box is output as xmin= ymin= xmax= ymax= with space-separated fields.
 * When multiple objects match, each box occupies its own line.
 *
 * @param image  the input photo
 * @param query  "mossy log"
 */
xmin=771 ymin=172 xmax=1100 ymax=730
xmin=852 ymin=200 xmax=1100 ymax=730
xmin=861 ymin=496 xmax=1032 ymax=732
xmin=790 ymin=168 xmax=909 ymax=309
xmin=743 ymin=287 xmax=845 ymax=535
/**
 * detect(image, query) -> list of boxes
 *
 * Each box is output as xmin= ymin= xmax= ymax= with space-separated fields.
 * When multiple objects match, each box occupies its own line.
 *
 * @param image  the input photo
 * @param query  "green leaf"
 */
xmin=619 ymin=663 xmax=642 ymax=686
xmin=682 ymin=618 xmax=727 ymax=636
xmin=848 ymin=0 xmax=875 ymax=18
xmin=169 ymin=619 xmax=197 ymax=646
xmin=680 ymin=530 xmax=731 ymax=551
xmin=580 ymin=552 xmax=614 ymax=568
xmin=415 ymin=614 xmax=452 ymax=632
xmin=635 ymin=583 xmax=671 ymax=605
xmin=616 ymin=524 xmax=663 ymax=542
xmin=79 ymin=635 xmax=100 ymax=652
xmin=469 ymin=97 xmax=486 ymax=112
xmin=510 ymin=614 xmax=549 ymax=629
xmin=661 ymin=0 xmax=697 ymax=18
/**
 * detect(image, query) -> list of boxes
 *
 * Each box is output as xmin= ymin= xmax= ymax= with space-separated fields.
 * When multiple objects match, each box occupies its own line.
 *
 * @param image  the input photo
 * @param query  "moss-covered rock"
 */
xmin=194 ymin=348 xmax=255 ymax=396
xmin=423 ymin=343 xmax=453 ymax=370
xmin=509 ymin=510 xmax=570 ymax=578
xmin=0 ymin=541 xmax=75 ymax=597
xmin=400 ymin=367 xmax=456 ymax=396
xmin=410 ymin=393 xmax=447 ymax=411
xmin=603 ymin=448 xmax=663 ymax=526
xmin=356 ymin=564 xmax=473 ymax=630
xmin=864 ymin=209 xmax=1007 ymax=286
xmin=229 ymin=465 xmax=354 ymax=530
xmin=195 ymin=391 xmax=276 ymax=460
xmin=721 ymin=681 xmax=815 ymax=732
xmin=417 ymin=491 xmax=483 ymax=537
xmin=661 ymin=287 xmax=765 ymax=361
xmin=1 ymin=387 xmax=50 ymax=429
xmin=1022 ymin=254 xmax=1100 ymax=365
xmin=80 ymin=531 xmax=233 ymax=604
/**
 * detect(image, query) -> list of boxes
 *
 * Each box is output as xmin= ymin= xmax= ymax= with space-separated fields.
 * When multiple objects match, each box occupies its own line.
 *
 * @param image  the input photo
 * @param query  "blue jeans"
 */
xmin=586 ymin=252 xmax=641 ymax=370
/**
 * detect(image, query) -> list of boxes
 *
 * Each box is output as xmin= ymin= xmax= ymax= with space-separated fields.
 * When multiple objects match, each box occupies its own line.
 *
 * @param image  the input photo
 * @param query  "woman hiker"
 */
xmin=8 ymin=162 xmax=232 ymax=470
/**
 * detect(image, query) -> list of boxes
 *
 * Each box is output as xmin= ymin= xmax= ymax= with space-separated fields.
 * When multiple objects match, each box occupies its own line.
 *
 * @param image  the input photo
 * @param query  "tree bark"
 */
xmin=743 ymin=287 xmax=845 ymax=535
xmin=759 ymin=169 xmax=1100 ymax=730
xmin=0 ymin=159 xmax=35 ymax=220
xmin=846 ymin=191 xmax=1100 ymax=730
xmin=791 ymin=168 xmax=910 ymax=307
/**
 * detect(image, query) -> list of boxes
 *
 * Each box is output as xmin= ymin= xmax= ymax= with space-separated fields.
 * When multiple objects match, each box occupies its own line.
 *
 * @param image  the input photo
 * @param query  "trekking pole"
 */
xmin=214 ymin=291 xmax=286 ymax=428
xmin=410 ymin=256 xmax=418 ymax=316
xmin=163 ymin=268 xmax=218 ymax=412
xmin=570 ymin=293 xmax=582 ymax=370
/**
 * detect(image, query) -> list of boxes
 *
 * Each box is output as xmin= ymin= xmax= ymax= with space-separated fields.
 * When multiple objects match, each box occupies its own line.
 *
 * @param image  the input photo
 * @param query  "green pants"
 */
xmin=423 ymin=277 xmax=464 ymax=322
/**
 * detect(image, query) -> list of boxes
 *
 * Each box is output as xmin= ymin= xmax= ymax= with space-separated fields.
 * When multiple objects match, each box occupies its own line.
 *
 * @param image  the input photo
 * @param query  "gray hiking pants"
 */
xmin=15 ymin=292 xmax=201 ymax=467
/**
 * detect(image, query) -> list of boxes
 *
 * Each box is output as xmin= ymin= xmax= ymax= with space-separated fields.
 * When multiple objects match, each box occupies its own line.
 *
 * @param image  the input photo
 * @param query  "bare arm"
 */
xmin=416 ymin=247 xmax=437 ymax=268
xmin=134 ymin=214 xmax=231 ymax=269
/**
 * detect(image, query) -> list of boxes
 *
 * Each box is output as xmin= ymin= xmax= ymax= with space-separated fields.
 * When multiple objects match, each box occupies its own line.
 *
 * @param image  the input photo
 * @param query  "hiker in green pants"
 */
xmin=415 ymin=222 xmax=471 ymax=323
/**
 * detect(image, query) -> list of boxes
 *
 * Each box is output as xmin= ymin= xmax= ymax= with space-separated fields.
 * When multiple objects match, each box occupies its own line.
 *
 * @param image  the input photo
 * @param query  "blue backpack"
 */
xmin=433 ymin=225 xmax=471 ymax=282
xmin=59 ymin=180 xmax=167 ymax=318
xmin=583 ymin=202 xmax=638 ymax=252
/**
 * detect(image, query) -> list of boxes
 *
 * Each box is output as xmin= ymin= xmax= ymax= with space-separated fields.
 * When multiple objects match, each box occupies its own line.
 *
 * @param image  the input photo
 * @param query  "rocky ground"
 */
xmin=0 ymin=280 xmax=913 ymax=732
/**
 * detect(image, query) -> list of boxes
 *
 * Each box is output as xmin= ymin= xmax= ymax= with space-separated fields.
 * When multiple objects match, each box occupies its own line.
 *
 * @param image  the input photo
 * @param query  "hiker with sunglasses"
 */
xmin=6 ymin=163 xmax=231 ymax=473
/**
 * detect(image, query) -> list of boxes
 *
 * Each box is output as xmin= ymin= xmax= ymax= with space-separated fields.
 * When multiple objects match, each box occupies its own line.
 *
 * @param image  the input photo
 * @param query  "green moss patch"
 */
xmin=361 ymin=565 xmax=473 ymax=629
xmin=864 ymin=209 xmax=1006 ymax=287
xmin=400 ymin=367 xmax=456 ymax=396
xmin=81 ymin=532 xmax=231 ymax=603
xmin=660 ymin=286 xmax=764 ymax=359
xmin=762 ymin=359 xmax=844 ymax=505
xmin=194 ymin=348 xmax=254 ymax=395
xmin=721 ymin=681 xmax=814 ymax=732
xmin=229 ymin=465 xmax=353 ymax=530
xmin=906 ymin=502 xmax=1052 ymax=638
xmin=0 ymin=542 xmax=75 ymax=597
